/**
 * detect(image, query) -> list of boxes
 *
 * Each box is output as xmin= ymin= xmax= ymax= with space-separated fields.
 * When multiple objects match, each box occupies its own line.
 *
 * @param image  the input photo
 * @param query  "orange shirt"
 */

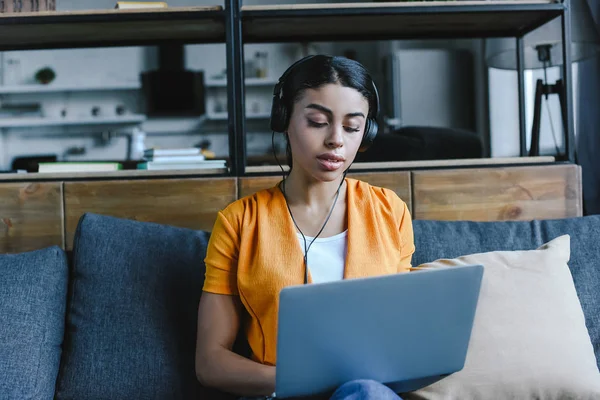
xmin=202 ymin=178 xmax=415 ymax=366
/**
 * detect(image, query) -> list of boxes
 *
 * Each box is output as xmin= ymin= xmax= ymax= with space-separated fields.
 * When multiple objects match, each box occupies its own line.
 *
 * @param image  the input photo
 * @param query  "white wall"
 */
xmin=489 ymin=64 xmax=575 ymax=157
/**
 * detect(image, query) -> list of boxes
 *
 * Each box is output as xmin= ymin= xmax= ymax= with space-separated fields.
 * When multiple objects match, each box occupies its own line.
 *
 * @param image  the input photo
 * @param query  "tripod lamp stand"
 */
xmin=485 ymin=0 xmax=600 ymax=159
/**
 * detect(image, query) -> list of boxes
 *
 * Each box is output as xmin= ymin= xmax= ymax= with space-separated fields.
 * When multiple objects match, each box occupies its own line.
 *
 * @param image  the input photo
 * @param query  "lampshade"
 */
xmin=485 ymin=0 xmax=600 ymax=70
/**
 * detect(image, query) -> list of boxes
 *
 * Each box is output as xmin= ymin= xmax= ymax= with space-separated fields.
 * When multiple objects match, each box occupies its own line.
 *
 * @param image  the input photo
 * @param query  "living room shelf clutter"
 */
xmin=0 ymin=0 xmax=575 ymax=177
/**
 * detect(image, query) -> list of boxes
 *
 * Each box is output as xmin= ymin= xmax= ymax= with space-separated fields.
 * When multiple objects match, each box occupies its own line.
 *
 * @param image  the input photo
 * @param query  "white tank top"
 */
xmin=296 ymin=230 xmax=348 ymax=283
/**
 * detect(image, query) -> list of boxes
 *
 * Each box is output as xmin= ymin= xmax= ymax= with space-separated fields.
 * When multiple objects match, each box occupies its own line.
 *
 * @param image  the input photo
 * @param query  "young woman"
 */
xmin=195 ymin=55 xmax=415 ymax=400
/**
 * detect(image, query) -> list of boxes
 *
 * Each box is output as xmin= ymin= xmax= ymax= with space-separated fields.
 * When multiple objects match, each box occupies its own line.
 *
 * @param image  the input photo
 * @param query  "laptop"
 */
xmin=274 ymin=264 xmax=484 ymax=399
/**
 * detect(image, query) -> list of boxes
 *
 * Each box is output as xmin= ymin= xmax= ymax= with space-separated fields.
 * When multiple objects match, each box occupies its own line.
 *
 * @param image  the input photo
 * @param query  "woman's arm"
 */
xmin=195 ymin=292 xmax=276 ymax=397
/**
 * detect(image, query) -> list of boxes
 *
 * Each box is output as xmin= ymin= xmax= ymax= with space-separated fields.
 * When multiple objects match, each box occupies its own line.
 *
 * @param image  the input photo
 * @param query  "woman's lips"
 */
xmin=317 ymin=153 xmax=345 ymax=171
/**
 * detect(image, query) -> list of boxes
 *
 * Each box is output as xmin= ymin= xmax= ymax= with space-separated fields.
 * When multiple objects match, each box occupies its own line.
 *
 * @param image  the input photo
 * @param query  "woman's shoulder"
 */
xmin=346 ymin=178 xmax=410 ymax=220
xmin=346 ymin=177 xmax=409 ymax=216
xmin=347 ymin=178 xmax=413 ymax=245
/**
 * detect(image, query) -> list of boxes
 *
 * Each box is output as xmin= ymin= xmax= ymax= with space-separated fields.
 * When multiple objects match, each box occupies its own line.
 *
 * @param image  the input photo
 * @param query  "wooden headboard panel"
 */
xmin=0 ymin=164 xmax=582 ymax=254
xmin=411 ymin=164 xmax=581 ymax=221
xmin=62 ymin=178 xmax=237 ymax=251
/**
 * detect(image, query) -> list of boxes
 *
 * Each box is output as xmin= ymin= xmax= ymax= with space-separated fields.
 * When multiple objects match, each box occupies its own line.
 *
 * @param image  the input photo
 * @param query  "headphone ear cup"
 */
xmin=278 ymin=104 xmax=288 ymax=133
xmin=270 ymin=97 xmax=280 ymax=132
xmin=360 ymin=118 xmax=378 ymax=152
xmin=270 ymin=95 xmax=288 ymax=133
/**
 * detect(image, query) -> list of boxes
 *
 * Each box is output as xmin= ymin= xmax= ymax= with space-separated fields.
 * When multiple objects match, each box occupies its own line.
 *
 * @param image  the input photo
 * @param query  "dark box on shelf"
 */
xmin=141 ymin=45 xmax=206 ymax=117
xmin=141 ymin=70 xmax=206 ymax=117
xmin=0 ymin=0 xmax=56 ymax=13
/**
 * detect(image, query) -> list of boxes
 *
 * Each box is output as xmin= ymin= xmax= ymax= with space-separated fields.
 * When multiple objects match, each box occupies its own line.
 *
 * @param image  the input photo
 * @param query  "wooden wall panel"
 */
xmin=0 ymin=182 xmax=63 ymax=253
xmin=0 ymin=164 xmax=584 ymax=254
xmin=64 ymin=178 xmax=236 ymax=250
xmin=238 ymin=172 xmax=411 ymax=211
xmin=238 ymin=176 xmax=282 ymax=199
xmin=412 ymin=164 xmax=582 ymax=221
xmin=348 ymin=171 xmax=412 ymax=211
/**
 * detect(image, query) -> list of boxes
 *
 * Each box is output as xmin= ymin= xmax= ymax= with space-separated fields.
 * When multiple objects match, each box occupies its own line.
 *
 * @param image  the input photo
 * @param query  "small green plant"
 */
xmin=35 ymin=67 xmax=56 ymax=84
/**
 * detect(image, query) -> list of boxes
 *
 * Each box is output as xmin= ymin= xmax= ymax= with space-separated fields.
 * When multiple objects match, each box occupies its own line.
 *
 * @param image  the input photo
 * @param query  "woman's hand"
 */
xmin=195 ymin=292 xmax=276 ymax=397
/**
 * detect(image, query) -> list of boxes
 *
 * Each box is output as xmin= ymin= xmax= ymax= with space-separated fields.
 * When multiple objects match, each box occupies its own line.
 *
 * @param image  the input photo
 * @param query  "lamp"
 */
xmin=485 ymin=0 xmax=600 ymax=157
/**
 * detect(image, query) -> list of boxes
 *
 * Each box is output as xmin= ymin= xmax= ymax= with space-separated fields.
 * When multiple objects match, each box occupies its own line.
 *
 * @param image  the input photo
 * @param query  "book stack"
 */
xmin=38 ymin=162 xmax=122 ymax=173
xmin=114 ymin=1 xmax=167 ymax=9
xmin=138 ymin=148 xmax=226 ymax=170
xmin=1 ymin=0 xmax=55 ymax=12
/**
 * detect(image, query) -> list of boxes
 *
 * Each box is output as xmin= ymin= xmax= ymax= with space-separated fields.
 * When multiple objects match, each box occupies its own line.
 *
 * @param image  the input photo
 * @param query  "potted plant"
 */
xmin=35 ymin=67 xmax=56 ymax=85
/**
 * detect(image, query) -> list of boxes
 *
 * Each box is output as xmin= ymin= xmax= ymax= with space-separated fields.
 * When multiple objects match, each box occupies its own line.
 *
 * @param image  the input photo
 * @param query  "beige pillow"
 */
xmin=405 ymin=235 xmax=600 ymax=400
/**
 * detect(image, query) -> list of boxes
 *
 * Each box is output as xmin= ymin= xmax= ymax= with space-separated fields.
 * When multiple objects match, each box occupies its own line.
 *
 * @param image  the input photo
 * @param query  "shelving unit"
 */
xmin=206 ymin=111 xmax=270 ymax=121
xmin=204 ymin=76 xmax=276 ymax=125
xmin=0 ymin=0 xmax=575 ymax=178
xmin=205 ymin=77 xmax=277 ymax=88
xmin=241 ymin=1 xmax=563 ymax=42
xmin=0 ymin=115 xmax=146 ymax=128
xmin=0 ymin=82 xmax=141 ymax=94
xmin=0 ymin=6 xmax=226 ymax=50
xmin=233 ymin=0 xmax=575 ymax=175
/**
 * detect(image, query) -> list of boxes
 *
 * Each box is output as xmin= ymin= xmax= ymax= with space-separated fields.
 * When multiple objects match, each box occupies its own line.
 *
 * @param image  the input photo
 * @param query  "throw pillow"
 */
xmin=0 ymin=246 xmax=69 ymax=400
xmin=405 ymin=235 xmax=600 ymax=400
xmin=411 ymin=215 xmax=600 ymax=370
xmin=54 ymin=213 xmax=232 ymax=400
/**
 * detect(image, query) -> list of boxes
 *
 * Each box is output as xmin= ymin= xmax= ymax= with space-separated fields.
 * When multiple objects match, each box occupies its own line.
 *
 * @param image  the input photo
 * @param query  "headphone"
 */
xmin=270 ymin=55 xmax=380 ymax=152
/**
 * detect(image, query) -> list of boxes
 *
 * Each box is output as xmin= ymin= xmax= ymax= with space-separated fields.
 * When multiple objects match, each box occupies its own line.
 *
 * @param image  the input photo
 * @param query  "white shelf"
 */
xmin=206 ymin=112 xmax=271 ymax=121
xmin=205 ymin=77 xmax=278 ymax=88
xmin=0 ymin=115 xmax=146 ymax=128
xmin=0 ymin=82 xmax=141 ymax=94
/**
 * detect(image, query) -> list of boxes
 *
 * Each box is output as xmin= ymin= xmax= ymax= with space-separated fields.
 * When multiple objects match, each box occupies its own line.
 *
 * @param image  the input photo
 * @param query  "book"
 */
xmin=143 ymin=148 xmax=201 ymax=158
xmin=115 ymin=2 xmax=167 ymax=9
xmin=144 ymin=155 xmax=206 ymax=163
xmin=137 ymin=160 xmax=226 ymax=170
xmin=1 ymin=0 xmax=55 ymax=13
xmin=38 ymin=162 xmax=123 ymax=173
xmin=0 ymin=103 xmax=42 ymax=118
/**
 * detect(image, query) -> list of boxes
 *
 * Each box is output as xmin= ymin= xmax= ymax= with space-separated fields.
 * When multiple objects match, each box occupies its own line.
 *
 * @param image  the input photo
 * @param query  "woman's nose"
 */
xmin=326 ymin=126 xmax=344 ymax=148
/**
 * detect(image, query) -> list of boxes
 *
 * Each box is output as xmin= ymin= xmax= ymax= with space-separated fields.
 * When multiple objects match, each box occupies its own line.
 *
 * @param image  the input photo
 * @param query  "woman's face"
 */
xmin=286 ymin=82 xmax=369 ymax=182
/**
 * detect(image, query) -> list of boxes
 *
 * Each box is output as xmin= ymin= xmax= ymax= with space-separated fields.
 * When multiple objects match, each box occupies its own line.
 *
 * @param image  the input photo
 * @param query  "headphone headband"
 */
xmin=272 ymin=55 xmax=316 ymax=100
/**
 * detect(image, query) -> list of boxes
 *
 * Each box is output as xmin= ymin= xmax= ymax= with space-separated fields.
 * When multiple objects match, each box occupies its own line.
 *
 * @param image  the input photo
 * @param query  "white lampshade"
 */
xmin=485 ymin=0 xmax=600 ymax=70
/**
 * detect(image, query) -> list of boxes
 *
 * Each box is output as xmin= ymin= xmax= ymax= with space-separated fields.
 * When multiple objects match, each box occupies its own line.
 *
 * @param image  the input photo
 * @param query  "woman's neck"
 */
xmin=282 ymin=169 xmax=346 ymax=209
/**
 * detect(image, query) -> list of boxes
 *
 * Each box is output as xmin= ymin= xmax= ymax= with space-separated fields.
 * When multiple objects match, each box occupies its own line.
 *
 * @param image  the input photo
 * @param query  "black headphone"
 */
xmin=270 ymin=55 xmax=380 ymax=152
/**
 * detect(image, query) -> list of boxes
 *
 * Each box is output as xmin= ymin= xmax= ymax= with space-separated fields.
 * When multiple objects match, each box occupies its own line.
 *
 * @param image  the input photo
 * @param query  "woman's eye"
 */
xmin=308 ymin=120 xmax=327 ymax=128
xmin=307 ymin=120 xmax=359 ymax=132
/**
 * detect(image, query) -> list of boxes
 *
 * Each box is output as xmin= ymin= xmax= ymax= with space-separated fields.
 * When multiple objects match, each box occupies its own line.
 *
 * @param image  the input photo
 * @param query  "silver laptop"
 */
xmin=274 ymin=264 xmax=484 ymax=399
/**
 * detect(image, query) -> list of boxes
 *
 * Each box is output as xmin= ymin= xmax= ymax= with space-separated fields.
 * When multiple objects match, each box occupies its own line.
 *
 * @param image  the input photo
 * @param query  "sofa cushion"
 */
xmin=412 ymin=215 xmax=600 ymax=368
xmin=0 ymin=246 xmax=68 ymax=400
xmin=405 ymin=235 xmax=600 ymax=399
xmin=55 ymin=213 xmax=226 ymax=400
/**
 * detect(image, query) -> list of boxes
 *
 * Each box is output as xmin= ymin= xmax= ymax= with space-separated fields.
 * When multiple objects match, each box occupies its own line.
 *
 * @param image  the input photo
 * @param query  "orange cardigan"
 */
xmin=202 ymin=178 xmax=415 ymax=366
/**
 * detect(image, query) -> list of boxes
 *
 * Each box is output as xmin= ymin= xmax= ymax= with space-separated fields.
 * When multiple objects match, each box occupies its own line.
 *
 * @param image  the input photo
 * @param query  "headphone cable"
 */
xmin=281 ymin=171 xmax=346 ymax=285
xmin=272 ymin=130 xmax=287 ymax=182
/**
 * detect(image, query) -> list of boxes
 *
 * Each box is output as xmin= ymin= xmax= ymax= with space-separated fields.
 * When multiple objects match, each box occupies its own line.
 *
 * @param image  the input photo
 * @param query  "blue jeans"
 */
xmin=329 ymin=380 xmax=403 ymax=400
xmin=240 ymin=379 xmax=403 ymax=400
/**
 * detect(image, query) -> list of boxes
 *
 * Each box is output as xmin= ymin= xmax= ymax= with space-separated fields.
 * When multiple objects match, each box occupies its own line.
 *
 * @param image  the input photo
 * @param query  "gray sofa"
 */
xmin=1 ymin=212 xmax=599 ymax=399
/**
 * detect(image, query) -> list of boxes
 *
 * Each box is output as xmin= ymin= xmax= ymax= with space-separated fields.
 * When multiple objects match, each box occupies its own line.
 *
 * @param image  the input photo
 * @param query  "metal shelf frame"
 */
xmin=234 ymin=0 xmax=575 ymax=173
xmin=0 ymin=0 xmax=576 ymax=176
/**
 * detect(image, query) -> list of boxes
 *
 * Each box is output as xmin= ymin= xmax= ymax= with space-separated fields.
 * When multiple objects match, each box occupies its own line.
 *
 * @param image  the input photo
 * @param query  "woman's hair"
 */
xmin=277 ymin=55 xmax=378 ymax=170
